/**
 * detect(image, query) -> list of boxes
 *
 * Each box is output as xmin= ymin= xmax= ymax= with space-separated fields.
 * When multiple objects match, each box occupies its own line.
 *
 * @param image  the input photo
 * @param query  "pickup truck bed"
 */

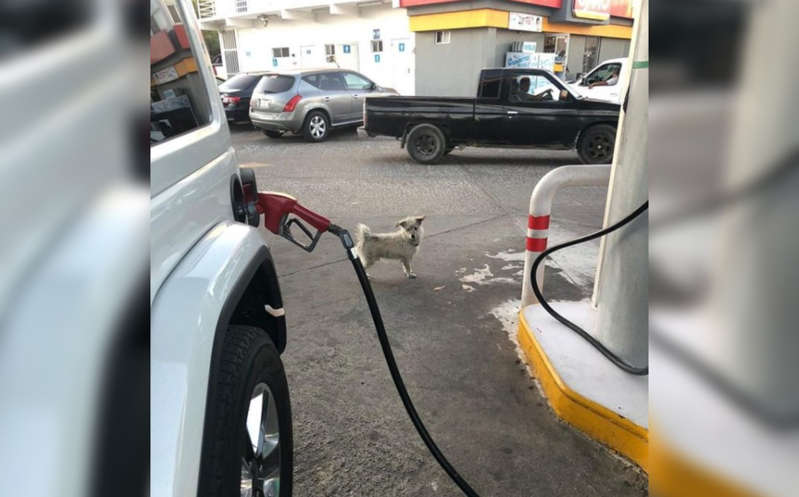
xmin=362 ymin=68 xmax=620 ymax=164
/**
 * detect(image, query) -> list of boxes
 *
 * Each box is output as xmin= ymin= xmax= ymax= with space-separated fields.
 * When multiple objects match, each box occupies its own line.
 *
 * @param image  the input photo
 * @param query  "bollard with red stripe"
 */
xmin=520 ymin=165 xmax=612 ymax=308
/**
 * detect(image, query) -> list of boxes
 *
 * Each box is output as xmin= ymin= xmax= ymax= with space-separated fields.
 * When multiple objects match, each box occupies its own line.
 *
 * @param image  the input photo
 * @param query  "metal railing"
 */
xmin=198 ymin=0 xmax=216 ymax=18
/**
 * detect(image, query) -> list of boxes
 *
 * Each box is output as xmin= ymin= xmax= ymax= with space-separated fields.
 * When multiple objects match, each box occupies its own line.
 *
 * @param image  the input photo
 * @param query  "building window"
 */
xmin=371 ymin=40 xmax=383 ymax=53
xmin=325 ymin=44 xmax=336 ymax=62
xmin=435 ymin=31 xmax=451 ymax=45
xmin=272 ymin=47 xmax=290 ymax=58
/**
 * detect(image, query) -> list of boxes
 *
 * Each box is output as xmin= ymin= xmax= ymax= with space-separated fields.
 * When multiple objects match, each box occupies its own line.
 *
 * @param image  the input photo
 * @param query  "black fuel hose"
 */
xmin=529 ymin=202 xmax=649 ymax=376
xmin=328 ymin=225 xmax=482 ymax=497
xmin=326 ymin=201 xmax=648 ymax=496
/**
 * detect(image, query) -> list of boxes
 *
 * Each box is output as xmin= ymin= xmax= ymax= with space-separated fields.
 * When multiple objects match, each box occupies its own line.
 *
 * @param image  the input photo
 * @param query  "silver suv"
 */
xmin=249 ymin=68 xmax=398 ymax=142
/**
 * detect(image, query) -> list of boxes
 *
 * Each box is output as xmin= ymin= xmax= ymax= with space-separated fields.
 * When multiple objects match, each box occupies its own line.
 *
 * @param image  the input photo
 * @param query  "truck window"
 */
xmin=506 ymin=74 xmax=564 ymax=102
xmin=584 ymin=63 xmax=622 ymax=86
xmin=150 ymin=0 xmax=213 ymax=145
xmin=478 ymin=70 xmax=502 ymax=98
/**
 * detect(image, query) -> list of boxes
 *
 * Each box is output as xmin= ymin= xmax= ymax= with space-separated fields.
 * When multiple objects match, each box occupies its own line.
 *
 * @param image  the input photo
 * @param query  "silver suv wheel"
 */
xmin=309 ymin=115 xmax=326 ymax=139
xmin=303 ymin=111 xmax=330 ymax=142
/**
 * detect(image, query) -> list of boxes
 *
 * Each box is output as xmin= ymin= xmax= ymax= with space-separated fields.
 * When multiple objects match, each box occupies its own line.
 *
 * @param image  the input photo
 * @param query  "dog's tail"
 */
xmin=354 ymin=223 xmax=372 ymax=244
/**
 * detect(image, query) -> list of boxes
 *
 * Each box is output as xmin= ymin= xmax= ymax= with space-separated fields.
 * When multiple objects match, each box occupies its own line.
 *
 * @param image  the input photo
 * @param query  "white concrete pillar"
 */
xmin=593 ymin=0 xmax=648 ymax=367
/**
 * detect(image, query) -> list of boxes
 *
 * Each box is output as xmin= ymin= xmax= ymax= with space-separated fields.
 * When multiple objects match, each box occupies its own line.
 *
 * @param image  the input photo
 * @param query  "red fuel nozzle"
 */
xmin=257 ymin=192 xmax=330 ymax=234
xmin=256 ymin=192 xmax=331 ymax=252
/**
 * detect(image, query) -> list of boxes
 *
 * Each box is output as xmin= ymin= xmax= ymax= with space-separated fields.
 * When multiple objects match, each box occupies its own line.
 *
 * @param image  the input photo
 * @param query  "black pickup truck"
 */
xmin=362 ymin=68 xmax=620 ymax=164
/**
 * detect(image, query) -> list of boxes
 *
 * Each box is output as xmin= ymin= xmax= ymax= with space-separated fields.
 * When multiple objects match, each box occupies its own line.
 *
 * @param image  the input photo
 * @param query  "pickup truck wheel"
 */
xmin=199 ymin=325 xmax=293 ymax=497
xmin=303 ymin=111 xmax=330 ymax=142
xmin=263 ymin=130 xmax=283 ymax=139
xmin=577 ymin=124 xmax=616 ymax=164
xmin=406 ymin=124 xmax=446 ymax=164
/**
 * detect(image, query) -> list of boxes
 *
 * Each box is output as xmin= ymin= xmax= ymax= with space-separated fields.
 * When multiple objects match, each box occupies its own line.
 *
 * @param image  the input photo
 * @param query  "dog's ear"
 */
xmin=396 ymin=217 xmax=413 ymax=229
xmin=415 ymin=216 xmax=425 ymax=225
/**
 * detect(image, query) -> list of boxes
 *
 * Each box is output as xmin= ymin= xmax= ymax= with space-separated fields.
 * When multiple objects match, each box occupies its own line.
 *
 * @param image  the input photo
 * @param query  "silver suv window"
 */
xmin=253 ymin=74 xmax=295 ymax=94
xmin=302 ymin=72 xmax=346 ymax=91
xmin=343 ymin=72 xmax=372 ymax=90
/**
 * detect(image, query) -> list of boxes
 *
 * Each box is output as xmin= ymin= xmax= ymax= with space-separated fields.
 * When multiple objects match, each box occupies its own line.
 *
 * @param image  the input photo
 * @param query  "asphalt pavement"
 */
xmin=232 ymin=124 xmax=647 ymax=497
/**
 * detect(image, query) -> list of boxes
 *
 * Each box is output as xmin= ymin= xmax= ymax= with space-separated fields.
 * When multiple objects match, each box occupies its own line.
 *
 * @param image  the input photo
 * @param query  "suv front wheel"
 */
xmin=199 ymin=325 xmax=293 ymax=497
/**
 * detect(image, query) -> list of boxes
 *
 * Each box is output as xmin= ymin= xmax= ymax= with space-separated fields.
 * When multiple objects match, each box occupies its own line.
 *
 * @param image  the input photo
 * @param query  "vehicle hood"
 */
xmin=577 ymin=97 xmax=621 ymax=111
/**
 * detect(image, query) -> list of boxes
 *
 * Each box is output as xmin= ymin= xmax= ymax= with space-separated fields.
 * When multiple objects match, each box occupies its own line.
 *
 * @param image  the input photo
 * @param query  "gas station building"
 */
xmin=198 ymin=0 xmax=634 ymax=97
xmin=404 ymin=0 xmax=634 ymax=96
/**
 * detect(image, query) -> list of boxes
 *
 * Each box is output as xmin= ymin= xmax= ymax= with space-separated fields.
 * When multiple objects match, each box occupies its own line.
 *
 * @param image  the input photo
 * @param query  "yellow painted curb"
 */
xmin=518 ymin=310 xmax=648 ymax=469
xmin=650 ymin=434 xmax=764 ymax=497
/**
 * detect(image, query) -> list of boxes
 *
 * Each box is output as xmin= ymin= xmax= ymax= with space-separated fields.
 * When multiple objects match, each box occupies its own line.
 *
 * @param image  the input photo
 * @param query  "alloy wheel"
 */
xmin=240 ymin=383 xmax=281 ymax=497
xmin=309 ymin=115 xmax=326 ymax=139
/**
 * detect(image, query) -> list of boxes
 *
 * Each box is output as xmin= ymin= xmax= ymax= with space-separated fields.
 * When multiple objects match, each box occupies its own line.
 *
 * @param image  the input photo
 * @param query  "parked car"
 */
xmin=219 ymin=72 xmax=267 ymax=124
xmin=361 ymin=68 xmax=620 ymax=164
xmin=249 ymin=68 xmax=398 ymax=142
xmin=151 ymin=1 xmax=293 ymax=497
xmin=568 ymin=57 xmax=627 ymax=104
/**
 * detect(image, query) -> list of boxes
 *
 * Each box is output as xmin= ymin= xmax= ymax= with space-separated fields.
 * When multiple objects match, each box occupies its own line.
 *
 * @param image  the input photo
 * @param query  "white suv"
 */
xmin=151 ymin=2 xmax=293 ymax=497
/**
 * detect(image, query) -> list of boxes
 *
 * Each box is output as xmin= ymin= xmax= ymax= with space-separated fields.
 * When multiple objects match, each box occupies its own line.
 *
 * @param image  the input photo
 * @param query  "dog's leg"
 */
xmin=400 ymin=257 xmax=416 ymax=279
xmin=362 ymin=255 xmax=374 ymax=278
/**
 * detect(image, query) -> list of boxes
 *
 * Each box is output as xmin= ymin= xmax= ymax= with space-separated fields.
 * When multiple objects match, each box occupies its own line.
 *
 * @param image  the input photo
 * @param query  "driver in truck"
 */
xmin=512 ymin=77 xmax=540 ymax=103
xmin=589 ymin=64 xmax=620 ymax=88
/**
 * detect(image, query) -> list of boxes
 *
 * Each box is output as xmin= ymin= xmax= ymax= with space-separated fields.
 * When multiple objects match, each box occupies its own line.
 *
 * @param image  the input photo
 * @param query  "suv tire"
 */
xmin=303 ymin=111 xmax=330 ymax=142
xmin=263 ymin=130 xmax=283 ymax=139
xmin=198 ymin=325 xmax=293 ymax=497
xmin=577 ymin=124 xmax=616 ymax=164
xmin=406 ymin=123 xmax=446 ymax=164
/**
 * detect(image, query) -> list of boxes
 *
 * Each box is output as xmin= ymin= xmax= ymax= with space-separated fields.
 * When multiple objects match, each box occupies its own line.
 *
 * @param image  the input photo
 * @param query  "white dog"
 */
xmin=355 ymin=216 xmax=425 ymax=279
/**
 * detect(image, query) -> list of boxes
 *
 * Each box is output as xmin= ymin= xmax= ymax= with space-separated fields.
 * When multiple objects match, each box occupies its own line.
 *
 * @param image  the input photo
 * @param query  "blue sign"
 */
xmin=343 ymin=44 xmax=351 ymax=54
xmin=374 ymin=54 xmax=380 ymax=63
xmin=272 ymin=57 xmax=278 ymax=67
xmin=398 ymin=42 xmax=405 ymax=52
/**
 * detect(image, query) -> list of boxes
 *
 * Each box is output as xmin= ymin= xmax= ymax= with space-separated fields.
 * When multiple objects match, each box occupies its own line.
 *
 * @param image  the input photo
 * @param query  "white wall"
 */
xmin=232 ymin=5 xmax=415 ymax=94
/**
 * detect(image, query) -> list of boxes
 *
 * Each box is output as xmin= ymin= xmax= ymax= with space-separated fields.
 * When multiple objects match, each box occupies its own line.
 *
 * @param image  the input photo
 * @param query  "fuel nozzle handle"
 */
xmin=257 ymin=192 xmax=330 ymax=234
xmin=256 ymin=192 xmax=331 ymax=253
